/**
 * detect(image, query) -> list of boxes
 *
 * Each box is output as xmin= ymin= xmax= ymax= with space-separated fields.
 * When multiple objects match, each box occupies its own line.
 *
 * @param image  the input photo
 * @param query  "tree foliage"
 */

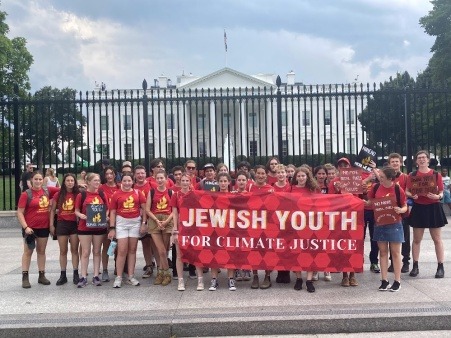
xmin=419 ymin=0 xmax=451 ymax=84
xmin=0 ymin=7 xmax=33 ymax=97
xmin=21 ymin=87 xmax=86 ymax=169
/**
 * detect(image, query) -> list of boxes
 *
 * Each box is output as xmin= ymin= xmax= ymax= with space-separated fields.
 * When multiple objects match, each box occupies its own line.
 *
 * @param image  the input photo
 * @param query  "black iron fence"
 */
xmin=1 ymin=78 xmax=450 ymax=210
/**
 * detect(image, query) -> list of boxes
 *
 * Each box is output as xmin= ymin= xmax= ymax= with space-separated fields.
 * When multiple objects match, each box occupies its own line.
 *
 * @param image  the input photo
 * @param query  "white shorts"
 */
xmin=115 ymin=216 xmax=141 ymax=239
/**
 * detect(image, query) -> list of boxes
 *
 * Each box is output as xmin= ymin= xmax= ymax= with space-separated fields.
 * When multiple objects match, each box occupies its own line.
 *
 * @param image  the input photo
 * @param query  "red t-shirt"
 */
xmin=147 ymin=176 xmax=175 ymax=189
xmin=75 ymin=191 xmax=109 ymax=232
xmin=266 ymin=175 xmax=278 ymax=186
xmin=134 ymin=182 xmax=151 ymax=198
xmin=290 ymin=185 xmax=319 ymax=195
xmin=100 ymin=183 xmax=120 ymax=203
xmin=406 ymin=169 xmax=443 ymax=205
xmin=170 ymin=190 xmax=190 ymax=210
xmin=18 ymin=188 xmax=57 ymax=229
xmin=150 ymin=188 xmax=172 ymax=215
xmin=249 ymin=183 xmax=273 ymax=192
xmin=394 ymin=172 xmax=408 ymax=191
xmin=110 ymin=189 xmax=146 ymax=218
xmin=272 ymin=183 xmax=291 ymax=192
xmin=368 ymin=183 xmax=407 ymax=223
xmin=53 ymin=191 xmax=77 ymax=222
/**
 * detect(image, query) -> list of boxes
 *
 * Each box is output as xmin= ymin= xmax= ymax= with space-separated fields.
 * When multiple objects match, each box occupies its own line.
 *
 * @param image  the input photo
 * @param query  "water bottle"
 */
xmin=107 ymin=240 xmax=117 ymax=256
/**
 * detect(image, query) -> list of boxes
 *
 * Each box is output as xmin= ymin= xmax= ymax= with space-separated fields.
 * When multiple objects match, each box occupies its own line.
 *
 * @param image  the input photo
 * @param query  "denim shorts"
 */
xmin=373 ymin=221 xmax=404 ymax=243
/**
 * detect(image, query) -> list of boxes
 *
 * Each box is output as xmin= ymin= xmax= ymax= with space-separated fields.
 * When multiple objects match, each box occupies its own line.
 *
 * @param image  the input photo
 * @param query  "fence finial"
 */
xmin=142 ymin=79 xmax=148 ymax=91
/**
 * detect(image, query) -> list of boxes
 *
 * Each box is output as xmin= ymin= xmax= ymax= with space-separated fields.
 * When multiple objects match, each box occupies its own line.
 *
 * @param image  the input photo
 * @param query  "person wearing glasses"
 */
xmin=184 ymin=160 xmax=201 ymax=189
xmin=265 ymin=157 xmax=280 ymax=185
xmin=147 ymin=159 xmax=174 ymax=189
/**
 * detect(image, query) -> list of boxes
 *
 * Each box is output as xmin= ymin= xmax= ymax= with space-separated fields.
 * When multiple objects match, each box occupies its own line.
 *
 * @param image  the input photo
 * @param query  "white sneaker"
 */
xmin=197 ymin=278 xmax=204 ymax=291
xmin=312 ymin=272 xmax=319 ymax=281
xmin=126 ymin=275 xmax=140 ymax=286
xmin=324 ymin=272 xmax=332 ymax=281
xmin=228 ymin=278 xmax=237 ymax=291
xmin=178 ymin=279 xmax=185 ymax=291
xmin=113 ymin=276 xmax=122 ymax=288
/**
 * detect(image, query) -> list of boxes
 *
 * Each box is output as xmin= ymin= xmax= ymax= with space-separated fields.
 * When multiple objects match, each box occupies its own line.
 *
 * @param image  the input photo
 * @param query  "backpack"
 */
xmin=372 ymin=183 xmax=408 ymax=218
xmin=25 ymin=187 xmax=49 ymax=209
xmin=150 ymin=188 xmax=173 ymax=200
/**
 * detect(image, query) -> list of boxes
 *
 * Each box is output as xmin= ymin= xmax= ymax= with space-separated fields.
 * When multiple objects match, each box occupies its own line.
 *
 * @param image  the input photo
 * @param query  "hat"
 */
xmin=122 ymin=161 xmax=132 ymax=168
xmin=337 ymin=157 xmax=351 ymax=166
xmin=102 ymin=158 xmax=110 ymax=165
xmin=25 ymin=234 xmax=36 ymax=250
xmin=203 ymin=163 xmax=215 ymax=170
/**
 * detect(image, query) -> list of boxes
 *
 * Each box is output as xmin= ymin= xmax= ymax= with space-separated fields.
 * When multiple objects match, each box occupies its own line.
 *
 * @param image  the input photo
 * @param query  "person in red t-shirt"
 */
xmin=134 ymin=165 xmax=157 ymax=279
xmin=406 ymin=150 xmax=447 ymax=279
xmin=272 ymin=164 xmax=291 ymax=192
xmin=265 ymin=157 xmax=279 ymax=186
xmin=146 ymin=158 xmax=175 ymax=189
xmin=17 ymin=170 xmax=58 ymax=288
xmin=290 ymin=166 xmax=320 ymax=293
xmin=146 ymin=169 xmax=174 ymax=286
xmin=108 ymin=174 xmax=147 ymax=288
xmin=49 ymin=173 xmax=81 ymax=286
xmin=171 ymin=173 xmax=205 ymax=291
xmin=74 ymin=173 xmax=108 ymax=288
xmin=184 ymin=160 xmax=201 ymax=189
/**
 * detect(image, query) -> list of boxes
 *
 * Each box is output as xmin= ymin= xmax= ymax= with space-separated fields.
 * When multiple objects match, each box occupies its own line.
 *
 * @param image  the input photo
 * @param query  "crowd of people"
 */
xmin=16 ymin=151 xmax=448 ymax=293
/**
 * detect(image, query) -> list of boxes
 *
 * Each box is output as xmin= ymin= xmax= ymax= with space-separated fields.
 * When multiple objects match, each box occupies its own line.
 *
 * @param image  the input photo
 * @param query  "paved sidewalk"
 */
xmin=0 ymin=216 xmax=450 ymax=337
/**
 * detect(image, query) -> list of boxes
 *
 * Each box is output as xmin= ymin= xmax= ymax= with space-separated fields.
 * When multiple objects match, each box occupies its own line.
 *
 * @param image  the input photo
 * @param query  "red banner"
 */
xmin=178 ymin=191 xmax=364 ymax=272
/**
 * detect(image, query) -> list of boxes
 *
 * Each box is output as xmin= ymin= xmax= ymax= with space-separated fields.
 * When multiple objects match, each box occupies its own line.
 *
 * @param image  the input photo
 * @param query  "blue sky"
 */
xmin=3 ymin=0 xmax=434 ymax=92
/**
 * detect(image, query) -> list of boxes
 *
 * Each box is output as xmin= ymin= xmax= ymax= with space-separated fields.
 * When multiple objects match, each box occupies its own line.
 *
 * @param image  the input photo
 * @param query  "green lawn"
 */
xmin=0 ymin=176 xmax=16 ymax=211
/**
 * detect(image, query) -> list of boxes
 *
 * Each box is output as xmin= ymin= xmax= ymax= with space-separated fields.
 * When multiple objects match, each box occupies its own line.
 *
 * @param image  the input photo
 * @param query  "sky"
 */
xmin=2 ymin=0 xmax=435 ymax=92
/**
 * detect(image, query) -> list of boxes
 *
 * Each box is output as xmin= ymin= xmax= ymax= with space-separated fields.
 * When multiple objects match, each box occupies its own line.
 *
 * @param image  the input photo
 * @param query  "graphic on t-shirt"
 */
xmin=62 ymin=198 xmax=74 ymax=211
xmin=123 ymin=196 xmax=135 ymax=209
xmin=157 ymin=196 xmax=168 ymax=210
xmin=91 ymin=197 xmax=101 ymax=204
xmin=39 ymin=195 xmax=49 ymax=208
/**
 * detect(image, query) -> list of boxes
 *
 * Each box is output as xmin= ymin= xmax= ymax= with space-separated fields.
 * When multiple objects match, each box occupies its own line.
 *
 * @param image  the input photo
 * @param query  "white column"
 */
xmin=183 ymin=102 xmax=191 ymax=158
xmin=240 ymin=101 xmax=247 ymax=157
xmin=210 ymin=101 xmax=216 ymax=157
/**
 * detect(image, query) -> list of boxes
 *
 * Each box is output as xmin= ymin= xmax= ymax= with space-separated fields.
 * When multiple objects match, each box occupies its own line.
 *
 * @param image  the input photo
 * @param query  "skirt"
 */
xmin=373 ymin=222 xmax=404 ymax=243
xmin=409 ymin=203 xmax=447 ymax=228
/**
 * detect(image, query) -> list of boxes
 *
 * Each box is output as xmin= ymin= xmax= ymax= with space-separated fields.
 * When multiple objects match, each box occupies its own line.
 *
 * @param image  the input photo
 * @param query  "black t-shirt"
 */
xmin=20 ymin=171 xmax=32 ymax=192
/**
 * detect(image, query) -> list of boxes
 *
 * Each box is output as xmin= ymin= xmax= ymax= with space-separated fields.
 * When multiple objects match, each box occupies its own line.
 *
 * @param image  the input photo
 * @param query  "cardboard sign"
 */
xmin=410 ymin=175 xmax=437 ymax=196
xmin=86 ymin=203 xmax=107 ymax=228
xmin=354 ymin=145 xmax=377 ymax=172
xmin=339 ymin=168 xmax=363 ymax=194
xmin=372 ymin=196 xmax=398 ymax=226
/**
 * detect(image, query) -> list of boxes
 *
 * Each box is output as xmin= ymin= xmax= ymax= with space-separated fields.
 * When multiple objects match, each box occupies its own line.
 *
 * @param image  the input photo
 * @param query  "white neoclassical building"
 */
xmin=83 ymin=67 xmax=366 ymax=166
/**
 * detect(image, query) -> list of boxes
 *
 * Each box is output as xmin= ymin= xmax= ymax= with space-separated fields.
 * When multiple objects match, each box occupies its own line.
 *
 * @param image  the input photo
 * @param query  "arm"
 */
xmin=171 ymin=207 xmax=179 ymax=244
xmin=108 ymin=209 xmax=116 ymax=240
xmin=49 ymin=199 xmax=57 ymax=236
xmin=17 ymin=208 xmax=33 ymax=235
xmin=145 ymin=191 xmax=157 ymax=223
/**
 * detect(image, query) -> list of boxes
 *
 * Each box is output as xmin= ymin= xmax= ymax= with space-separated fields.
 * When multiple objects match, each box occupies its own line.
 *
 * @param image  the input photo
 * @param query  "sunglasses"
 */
xmin=186 ymin=166 xmax=196 ymax=169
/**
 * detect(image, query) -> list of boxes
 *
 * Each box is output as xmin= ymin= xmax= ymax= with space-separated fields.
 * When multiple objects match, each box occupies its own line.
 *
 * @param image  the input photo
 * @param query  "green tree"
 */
xmin=419 ymin=0 xmax=451 ymax=84
xmin=21 ymin=87 xmax=86 ymax=169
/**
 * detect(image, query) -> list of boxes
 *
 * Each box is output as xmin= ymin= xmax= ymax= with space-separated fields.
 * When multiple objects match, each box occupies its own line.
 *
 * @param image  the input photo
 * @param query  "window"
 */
xmin=347 ymin=138 xmax=355 ymax=154
xmin=123 ymin=114 xmax=131 ymax=130
xmin=147 ymin=114 xmax=153 ymax=130
xmin=346 ymin=109 xmax=355 ymax=125
xmin=167 ymin=142 xmax=175 ymax=158
xmin=282 ymin=140 xmax=288 ymax=157
xmin=324 ymin=110 xmax=331 ymax=125
xmin=197 ymin=113 xmax=206 ymax=130
xmin=199 ymin=141 xmax=207 ymax=157
xmin=303 ymin=139 xmax=312 ymax=155
xmin=124 ymin=144 xmax=132 ymax=159
xmin=325 ymin=138 xmax=332 ymax=153
xmin=100 ymin=116 xmax=108 ymax=131
xmin=281 ymin=111 xmax=287 ymax=127
xmin=248 ymin=112 xmax=258 ymax=128
xmin=95 ymin=144 xmax=109 ymax=157
xmin=249 ymin=140 xmax=258 ymax=156
xmin=302 ymin=111 xmax=310 ymax=126
xmin=149 ymin=143 xmax=154 ymax=159
xmin=166 ymin=113 xmax=174 ymax=130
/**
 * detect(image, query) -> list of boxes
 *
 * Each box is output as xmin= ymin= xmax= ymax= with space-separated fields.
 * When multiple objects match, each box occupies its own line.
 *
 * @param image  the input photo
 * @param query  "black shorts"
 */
xmin=78 ymin=229 xmax=107 ymax=236
xmin=22 ymin=228 xmax=50 ymax=238
xmin=56 ymin=220 xmax=78 ymax=236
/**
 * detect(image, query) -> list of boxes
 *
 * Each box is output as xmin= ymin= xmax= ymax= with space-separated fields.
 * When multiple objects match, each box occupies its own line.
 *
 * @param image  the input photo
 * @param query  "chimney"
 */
xmin=158 ymin=75 xmax=168 ymax=88
xmin=287 ymin=70 xmax=295 ymax=86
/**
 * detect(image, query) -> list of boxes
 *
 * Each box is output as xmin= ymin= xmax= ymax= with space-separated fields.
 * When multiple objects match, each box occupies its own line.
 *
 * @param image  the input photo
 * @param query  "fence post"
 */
xmin=142 ymin=79 xmax=150 ymax=171
xmin=404 ymin=86 xmax=412 ymax=172
xmin=13 ymin=84 xmax=21 ymax=207
xmin=276 ymin=75 xmax=283 ymax=163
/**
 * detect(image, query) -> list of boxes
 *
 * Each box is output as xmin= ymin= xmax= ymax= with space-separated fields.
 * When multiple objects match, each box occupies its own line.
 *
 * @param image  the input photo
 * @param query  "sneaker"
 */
xmin=235 ymin=270 xmax=243 ymax=281
xmin=389 ymin=280 xmax=401 ymax=292
xmin=73 ymin=271 xmax=80 ymax=285
xmin=92 ymin=276 xmax=102 ymax=286
xmin=189 ymin=269 xmax=197 ymax=280
xmin=349 ymin=276 xmax=358 ymax=286
xmin=251 ymin=275 xmax=259 ymax=289
xmin=113 ymin=276 xmax=122 ymax=288
xmin=324 ymin=272 xmax=332 ymax=281
xmin=260 ymin=275 xmax=271 ymax=289
xmin=178 ymin=279 xmax=185 ymax=291
xmin=294 ymin=278 xmax=303 ymax=290
xmin=341 ymin=277 xmax=350 ymax=287
xmin=312 ymin=272 xmax=319 ymax=281
xmin=172 ymin=269 xmax=178 ymax=280
xmin=228 ymin=278 xmax=237 ymax=291
xmin=197 ymin=278 xmax=204 ymax=291
xmin=388 ymin=263 xmax=394 ymax=273
xmin=209 ymin=278 xmax=218 ymax=291
xmin=306 ymin=280 xmax=315 ymax=293
xmin=101 ymin=270 xmax=110 ymax=282
xmin=370 ymin=263 xmax=380 ymax=273
xmin=378 ymin=280 xmax=391 ymax=291
xmin=142 ymin=266 xmax=153 ymax=278
xmin=77 ymin=277 xmax=87 ymax=288
xmin=126 ymin=276 xmax=140 ymax=286
xmin=401 ymin=262 xmax=410 ymax=273
xmin=409 ymin=264 xmax=419 ymax=277
xmin=243 ymin=270 xmax=252 ymax=281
